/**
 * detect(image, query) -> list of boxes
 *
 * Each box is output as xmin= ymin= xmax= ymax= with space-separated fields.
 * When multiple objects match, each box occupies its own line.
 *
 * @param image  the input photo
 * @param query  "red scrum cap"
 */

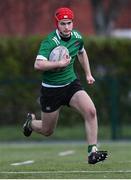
xmin=55 ymin=7 xmax=74 ymax=22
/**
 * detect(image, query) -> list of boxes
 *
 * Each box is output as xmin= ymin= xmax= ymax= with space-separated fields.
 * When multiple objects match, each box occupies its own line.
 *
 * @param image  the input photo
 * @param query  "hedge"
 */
xmin=0 ymin=36 xmax=131 ymax=126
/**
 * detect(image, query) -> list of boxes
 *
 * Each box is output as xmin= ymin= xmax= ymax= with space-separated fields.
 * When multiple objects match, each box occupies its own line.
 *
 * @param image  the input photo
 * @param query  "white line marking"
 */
xmin=0 ymin=170 xmax=131 ymax=174
xmin=119 ymin=160 xmax=131 ymax=163
xmin=10 ymin=160 xmax=34 ymax=166
xmin=58 ymin=150 xmax=75 ymax=156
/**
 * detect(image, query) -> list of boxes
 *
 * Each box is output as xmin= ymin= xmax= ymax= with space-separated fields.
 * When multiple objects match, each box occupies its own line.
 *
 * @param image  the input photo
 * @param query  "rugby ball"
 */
xmin=49 ymin=46 xmax=70 ymax=62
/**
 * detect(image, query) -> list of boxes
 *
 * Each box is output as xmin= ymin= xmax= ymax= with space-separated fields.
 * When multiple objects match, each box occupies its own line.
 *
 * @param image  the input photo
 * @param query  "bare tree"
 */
xmin=91 ymin=0 xmax=129 ymax=35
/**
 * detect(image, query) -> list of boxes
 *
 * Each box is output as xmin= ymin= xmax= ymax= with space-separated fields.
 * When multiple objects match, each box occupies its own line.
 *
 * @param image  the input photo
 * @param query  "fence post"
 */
xmin=109 ymin=77 xmax=121 ymax=140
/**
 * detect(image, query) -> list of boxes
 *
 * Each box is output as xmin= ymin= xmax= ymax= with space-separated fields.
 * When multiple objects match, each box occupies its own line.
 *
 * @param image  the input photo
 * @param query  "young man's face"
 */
xmin=58 ymin=19 xmax=73 ymax=37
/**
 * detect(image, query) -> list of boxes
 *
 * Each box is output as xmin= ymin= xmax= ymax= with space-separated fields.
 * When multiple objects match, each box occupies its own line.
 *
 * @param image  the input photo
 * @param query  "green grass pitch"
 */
xmin=0 ymin=141 xmax=131 ymax=179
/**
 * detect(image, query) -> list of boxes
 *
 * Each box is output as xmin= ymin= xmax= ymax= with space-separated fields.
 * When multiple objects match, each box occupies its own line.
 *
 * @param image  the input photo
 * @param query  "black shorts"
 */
xmin=40 ymin=79 xmax=84 ymax=112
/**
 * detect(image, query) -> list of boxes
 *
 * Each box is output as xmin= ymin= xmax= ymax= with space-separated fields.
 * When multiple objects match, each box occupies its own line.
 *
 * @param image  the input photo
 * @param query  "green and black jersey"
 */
xmin=36 ymin=29 xmax=84 ymax=85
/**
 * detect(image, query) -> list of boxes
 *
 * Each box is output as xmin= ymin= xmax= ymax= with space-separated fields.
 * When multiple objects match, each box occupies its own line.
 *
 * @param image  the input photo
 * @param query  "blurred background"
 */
xmin=0 ymin=0 xmax=131 ymax=141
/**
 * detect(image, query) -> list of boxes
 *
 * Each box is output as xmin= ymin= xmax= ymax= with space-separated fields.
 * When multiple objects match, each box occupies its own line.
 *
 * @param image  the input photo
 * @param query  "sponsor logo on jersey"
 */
xmin=75 ymin=41 xmax=80 ymax=46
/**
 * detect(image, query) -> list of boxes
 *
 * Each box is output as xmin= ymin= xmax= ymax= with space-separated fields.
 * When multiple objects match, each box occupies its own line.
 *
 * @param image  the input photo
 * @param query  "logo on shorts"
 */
xmin=46 ymin=106 xmax=51 ymax=111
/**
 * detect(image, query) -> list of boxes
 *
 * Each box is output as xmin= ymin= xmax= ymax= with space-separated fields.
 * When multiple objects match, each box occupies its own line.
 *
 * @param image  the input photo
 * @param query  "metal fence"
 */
xmin=0 ymin=76 xmax=131 ymax=140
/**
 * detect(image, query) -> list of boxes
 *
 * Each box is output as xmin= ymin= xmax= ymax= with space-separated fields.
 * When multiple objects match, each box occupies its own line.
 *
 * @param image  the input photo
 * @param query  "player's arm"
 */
xmin=34 ymin=39 xmax=70 ymax=71
xmin=77 ymin=48 xmax=95 ymax=84
xmin=34 ymin=57 xmax=70 ymax=71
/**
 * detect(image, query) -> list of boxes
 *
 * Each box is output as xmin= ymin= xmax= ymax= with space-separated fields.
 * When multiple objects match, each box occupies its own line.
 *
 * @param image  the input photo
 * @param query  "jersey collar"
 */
xmin=56 ymin=29 xmax=61 ymax=39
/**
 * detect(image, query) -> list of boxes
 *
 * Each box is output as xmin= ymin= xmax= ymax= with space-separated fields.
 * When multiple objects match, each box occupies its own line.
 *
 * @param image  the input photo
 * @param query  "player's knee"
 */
xmin=91 ymin=107 xmax=96 ymax=117
xmin=87 ymin=106 xmax=97 ymax=119
xmin=42 ymin=129 xmax=54 ymax=137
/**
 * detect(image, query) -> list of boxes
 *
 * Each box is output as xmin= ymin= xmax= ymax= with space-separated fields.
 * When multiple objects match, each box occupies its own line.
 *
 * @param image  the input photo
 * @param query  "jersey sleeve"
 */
xmin=36 ymin=39 xmax=55 ymax=60
xmin=73 ymin=30 xmax=85 ymax=53
xmin=79 ymin=38 xmax=84 ymax=53
xmin=77 ymin=32 xmax=84 ymax=54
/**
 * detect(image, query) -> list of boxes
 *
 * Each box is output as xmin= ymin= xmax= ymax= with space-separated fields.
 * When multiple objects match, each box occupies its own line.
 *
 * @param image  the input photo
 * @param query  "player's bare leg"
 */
xmin=23 ymin=109 xmax=60 ymax=137
xmin=69 ymin=90 xmax=108 ymax=164
xmin=69 ymin=90 xmax=98 ymax=144
xmin=31 ymin=110 xmax=60 ymax=136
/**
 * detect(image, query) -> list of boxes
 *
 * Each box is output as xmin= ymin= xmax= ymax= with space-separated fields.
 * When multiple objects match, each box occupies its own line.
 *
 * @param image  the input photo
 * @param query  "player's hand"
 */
xmin=86 ymin=75 xmax=95 ymax=84
xmin=58 ymin=57 xmax=71 ymax=68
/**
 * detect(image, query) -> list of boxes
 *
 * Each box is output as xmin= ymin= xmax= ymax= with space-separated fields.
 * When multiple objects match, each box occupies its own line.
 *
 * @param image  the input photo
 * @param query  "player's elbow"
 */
xmin=34 ymin=63 xmax=39 ymax=70
xmin=34 ymin=61 xmax=41 ymax=70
